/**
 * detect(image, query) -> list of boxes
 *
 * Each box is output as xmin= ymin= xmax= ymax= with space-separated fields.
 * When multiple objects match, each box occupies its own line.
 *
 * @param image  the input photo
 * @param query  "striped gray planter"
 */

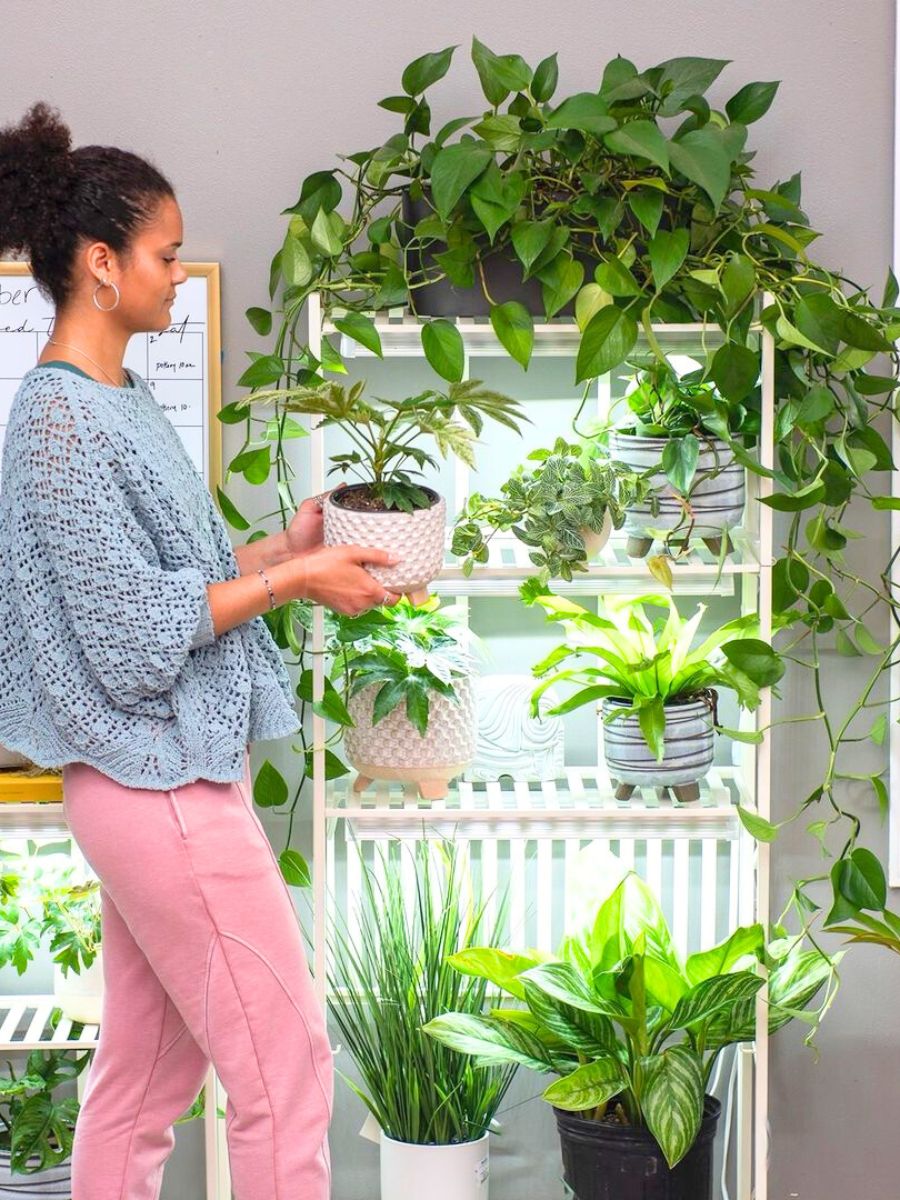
xmin=0 ymin=1149 xmax=71 ymax=1197
xmin=602 ymin=694 xmax=716 ymax=803
xmin=608 ymin=432 xmax=745 ymax=558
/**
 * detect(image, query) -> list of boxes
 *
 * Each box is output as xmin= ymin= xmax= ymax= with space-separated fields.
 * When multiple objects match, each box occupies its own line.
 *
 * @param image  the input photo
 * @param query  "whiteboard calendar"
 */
xmin=0 ymin=261 xmax=223 ymax=488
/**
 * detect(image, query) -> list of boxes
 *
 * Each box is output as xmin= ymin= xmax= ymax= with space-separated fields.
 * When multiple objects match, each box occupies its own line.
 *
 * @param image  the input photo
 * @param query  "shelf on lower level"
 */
xmin=0 ymin=994 xmax=98 ymax=1049
xmin=326 ymin=764 xmax=750 ymax=839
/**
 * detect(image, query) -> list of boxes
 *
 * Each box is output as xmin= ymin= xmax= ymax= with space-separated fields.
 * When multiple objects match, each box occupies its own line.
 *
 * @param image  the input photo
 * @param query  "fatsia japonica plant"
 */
xmin=424 ymin=869 xmax=839 ymax=1169
xmin=217 ymin=38 xmax=900 ymax=937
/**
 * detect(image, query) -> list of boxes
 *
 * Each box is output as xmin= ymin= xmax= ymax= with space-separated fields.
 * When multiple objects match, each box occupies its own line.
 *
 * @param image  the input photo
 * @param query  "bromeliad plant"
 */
xmin=523 ymin=590 xmax=784 ymax=758
xmin=451 ymin=437 xmax=646 ymax=581
xmin=328 ymin=836 xmax=517 ymax=1145
xmin=423 ymin=869 xmax=840 ymax=1169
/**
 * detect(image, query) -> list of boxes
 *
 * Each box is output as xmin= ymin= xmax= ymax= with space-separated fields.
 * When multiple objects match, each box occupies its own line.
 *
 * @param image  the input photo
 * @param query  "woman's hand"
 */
xmin=285 ymin=485 xmax=346 ymax=556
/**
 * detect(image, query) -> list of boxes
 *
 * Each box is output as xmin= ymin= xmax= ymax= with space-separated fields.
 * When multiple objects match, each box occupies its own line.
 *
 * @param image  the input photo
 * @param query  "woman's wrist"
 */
xmin=233 ymin=530 xmax=293 ymax=576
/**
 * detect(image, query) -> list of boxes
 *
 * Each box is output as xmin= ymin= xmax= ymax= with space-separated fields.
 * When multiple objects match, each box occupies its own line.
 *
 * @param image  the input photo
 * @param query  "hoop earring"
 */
xmin=92 ymin=279 xmax=120 ymax=312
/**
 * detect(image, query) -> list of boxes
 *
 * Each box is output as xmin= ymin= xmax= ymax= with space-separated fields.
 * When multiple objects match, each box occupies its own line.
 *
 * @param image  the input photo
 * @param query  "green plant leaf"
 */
xmin=594 ymin=256 xmax=642 ymax=297
xmin=604 ymin=120 xmax=670 ymax=172
xmin=401 ymin=45 xmax=456 ymax=96
xmin=471 ymin=36 xmax=532 ymax=105
xmin=685 ymin=925 xmax=765 ymax=985
xmin=546 ymin=93 xmax=617 ymax=136
xmin=469 ymin=162 xmax=527 ymax=241
xmin=725 ymin=80 xmax=779 ymax=124
xmin=721 ymin=638 xmax=784 ymax=686
xmin=333 ymin=313 xmax=383 ymax=358
xmin=648 ymin=228 xmax=689 ymax=290
xmin=279 ymin=849 xmax=311 ymax=888
xmin=421 ymin=319 xmax=465 ymax=382
xmin=539 ymin=255 xmax=585 ymax=319
xmin=429 ymin=141 xmax=493 ymax=219
xmin=669 ymin=128 xmax=732 ymax=210
xmin=511 ymin=219 xmax=555 ymax=274
xmin=490 ymin=302 xmax=534 ymax=368
xmin=310 ymin=208 xmax=345 ymax=257
xmin=670 ymin=970 xmax=764 ymax=1030
xmin=422 ymin=1013 xmax=551 ymax=1072
xmin=541 ymin=1057 xmax=626 ymax=1110
xmin=661 ymin=434 xmax=699 ymax=492
xmin=246 ymin=306 xmax=272 ymax=336
xmin=837 ymin=848 xmax=887 ymax=911
xmin=710 ymin=342 xmax=758 ymax=403
xmin=532 ymin=53 xmax=559 ymax=103
xmin=575 ymin=307 xmax=638 ymax=383
xmin=640 ymin=1044 xmax=704 ymax=1169
xmin=737 ymin=805 xmax=780 ymax=842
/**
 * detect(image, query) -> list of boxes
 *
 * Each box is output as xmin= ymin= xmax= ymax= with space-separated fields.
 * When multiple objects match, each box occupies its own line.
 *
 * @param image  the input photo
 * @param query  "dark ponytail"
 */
xmin=0 ymin=101 xmax=175 ymax=309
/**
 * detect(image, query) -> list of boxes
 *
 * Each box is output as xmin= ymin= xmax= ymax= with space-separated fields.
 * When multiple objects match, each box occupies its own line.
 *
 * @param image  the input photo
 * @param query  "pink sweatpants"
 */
xmin=61 ymin=749 xmax=333 ymax=1200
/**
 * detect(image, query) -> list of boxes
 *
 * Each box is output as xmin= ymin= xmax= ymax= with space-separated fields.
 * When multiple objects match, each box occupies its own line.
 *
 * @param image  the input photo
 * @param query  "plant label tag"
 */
xmin=358 ymin=1113 xmax=381 ymax=1144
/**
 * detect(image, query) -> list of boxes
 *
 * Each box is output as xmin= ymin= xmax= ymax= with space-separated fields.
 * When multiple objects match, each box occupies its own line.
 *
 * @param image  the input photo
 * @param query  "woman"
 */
xmin=0 ymin=101 xmax=402 ymax=1200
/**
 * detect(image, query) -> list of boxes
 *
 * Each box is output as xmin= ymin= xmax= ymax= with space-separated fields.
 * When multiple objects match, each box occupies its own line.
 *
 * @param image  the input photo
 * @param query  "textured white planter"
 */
xmin=577 ymin=510 xmax=613 ymax=560
xmin=345 ymin=676 xmax=477 ymax=799
xmin=602 ymin=693 xmax=716 ymax=803
xmin=380 ymin=1130 xmax=489 ymax=1200
xmin=0 ymin=1148 xmax=71 ymax=1197
xmin=609 ymin=432 xmax=745 ymax=557
xmin=52 ymin=949 xmax=103 ymax=1025
xmin=324 ymin=484 xmax=446 ymax=597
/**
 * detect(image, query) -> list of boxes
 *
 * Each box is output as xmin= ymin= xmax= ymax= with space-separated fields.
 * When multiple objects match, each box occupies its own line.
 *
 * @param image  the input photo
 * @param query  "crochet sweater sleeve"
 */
xmin=10 ymin=385 xmax=217 ymax=709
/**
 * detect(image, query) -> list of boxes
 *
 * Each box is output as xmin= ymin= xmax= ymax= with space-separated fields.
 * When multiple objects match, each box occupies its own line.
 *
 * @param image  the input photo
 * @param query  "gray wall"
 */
xmin=3 ymin=1 xmax=897 ymax=1197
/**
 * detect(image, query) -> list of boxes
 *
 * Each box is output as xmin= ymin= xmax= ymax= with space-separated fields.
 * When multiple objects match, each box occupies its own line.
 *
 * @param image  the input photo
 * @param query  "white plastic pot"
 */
xmin=380 ymin=1130 xmax=489 ymax=1200
xmin=52 ymin=949 xmax=103 ymax=1025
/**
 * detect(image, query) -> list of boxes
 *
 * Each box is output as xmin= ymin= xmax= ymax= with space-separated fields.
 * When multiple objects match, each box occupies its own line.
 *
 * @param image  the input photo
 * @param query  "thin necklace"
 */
xmin=45 ymin=338 xmax=125 ymax=387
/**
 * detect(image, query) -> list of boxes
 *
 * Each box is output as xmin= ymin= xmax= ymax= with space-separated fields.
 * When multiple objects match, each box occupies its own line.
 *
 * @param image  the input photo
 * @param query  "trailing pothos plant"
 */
xmin=218 ymin=39 xmax=900 ymax=941
xmin=424 ymin=869 xmax=839 ymax=1170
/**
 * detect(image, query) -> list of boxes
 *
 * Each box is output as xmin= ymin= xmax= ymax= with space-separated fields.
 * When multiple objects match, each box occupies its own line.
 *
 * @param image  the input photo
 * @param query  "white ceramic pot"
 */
xmin=609 ymin=432 xmax=745 ymax=557
xmin=602 ymin=693 xmax=716 ymax=803
xmin=0 ymin=1147 xmax=71 ymax=1196
xmin=52 ymin=950 xmax=103 ymax=1025
xmin=577 ymin=510 xmax=613 ymax=560
xmin=380 ymin=1130 xmax=489 ymax=1200
xmin=324 ymin=484 xmax=446 ymax=596
xmin=345 ymin=676 xmax=477 ymax=800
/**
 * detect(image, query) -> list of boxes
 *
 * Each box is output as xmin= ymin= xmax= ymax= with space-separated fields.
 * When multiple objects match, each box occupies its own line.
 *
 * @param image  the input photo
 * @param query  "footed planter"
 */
xmin=324 ymin=484 xmax=446 ymax=600
xmin=578 ymin=511 xmax=613 ymax=561
xmin=602 ymin=694 xmax=716 ymax=803
xmin=380 ymin=1130 xmax=489 ymax=1200
xmin=608 ymin=432 xmax=745 ymax=558
xmin=345 ymin=677 xmax=477 ymax=800
xmin=554 ymin=1097 xmax=721 ymax=1200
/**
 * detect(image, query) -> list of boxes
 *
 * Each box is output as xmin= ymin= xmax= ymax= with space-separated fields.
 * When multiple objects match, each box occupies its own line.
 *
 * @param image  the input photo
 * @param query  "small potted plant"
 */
xmin=523 ymin=589 xmax=784 ymax=802
xmin=601 ymin=355 xmax=757 ymax=559
xmin=0 ymin=843 xmax=103 ymax=1025
xmin=452 ymin=437 xmax=646 ymax=582
xmin=334 ymin=596 xmax=481 ymax=799
xmin=424 ymin=863 xmax=839 ymax=1200
xmin=328 ymin=836 xmax=517 ymax=1200
xmin=0 ymin=1044 xmax=90 ymax=1190
xmin=237 ymin=378 xmax=527 ymax=602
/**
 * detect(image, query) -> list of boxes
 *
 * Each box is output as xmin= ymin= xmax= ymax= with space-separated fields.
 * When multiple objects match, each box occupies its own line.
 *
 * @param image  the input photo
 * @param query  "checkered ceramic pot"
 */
xmin=324 ymin=485 xmax=446 ymax=593
xmin=345 ymin=676 xmax=477 ymax=786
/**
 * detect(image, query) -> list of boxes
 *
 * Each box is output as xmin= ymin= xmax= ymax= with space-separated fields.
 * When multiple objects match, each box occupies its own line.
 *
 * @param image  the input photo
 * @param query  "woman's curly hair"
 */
xmin=0 ymin=101 xmax=175 ymax=308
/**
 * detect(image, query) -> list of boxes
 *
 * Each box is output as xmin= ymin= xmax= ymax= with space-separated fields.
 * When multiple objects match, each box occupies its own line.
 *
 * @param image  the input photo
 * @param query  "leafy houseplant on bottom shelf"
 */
xmin=236 ymin=378 xmax=527 ymax=602
xmin=452 ymin=438 xmax=646 ymax=583
xmin=598 ymin=355 xmax=756 ymax=560
xmin=328 ymin=837 xmax=517 ymax=1200
xmin=0 ymin=840 xmax=103 ymax=1025
xmin=523 ymin=589 xmax=785 ymax=802
xmin=424 ymin=867 xmax=839 ymax=1200
xmin=0 ymin=1045 xmax=89 ymax=1185
xmin=332 ymin=597 xmax=481 ymax=799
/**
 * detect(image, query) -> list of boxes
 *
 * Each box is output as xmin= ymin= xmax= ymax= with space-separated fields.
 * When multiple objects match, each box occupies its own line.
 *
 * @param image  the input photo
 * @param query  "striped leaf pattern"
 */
xmin=640 ymin=1044 xmax=705 ymax=1168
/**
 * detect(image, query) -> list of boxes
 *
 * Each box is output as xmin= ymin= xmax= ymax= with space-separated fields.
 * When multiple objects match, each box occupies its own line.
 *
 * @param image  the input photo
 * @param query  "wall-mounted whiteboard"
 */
xmin=0 ymin=261 xmax=222 ymax=488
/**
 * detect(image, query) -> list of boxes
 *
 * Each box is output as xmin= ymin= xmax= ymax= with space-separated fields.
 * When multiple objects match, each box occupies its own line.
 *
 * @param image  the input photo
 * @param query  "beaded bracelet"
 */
xmin=257 ymin=567 xmax=277 ymax=610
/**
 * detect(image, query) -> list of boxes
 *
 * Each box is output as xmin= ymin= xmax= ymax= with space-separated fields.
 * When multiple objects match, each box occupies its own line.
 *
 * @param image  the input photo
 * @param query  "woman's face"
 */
xmin=82 ymin=193 xmax=189 ymax=333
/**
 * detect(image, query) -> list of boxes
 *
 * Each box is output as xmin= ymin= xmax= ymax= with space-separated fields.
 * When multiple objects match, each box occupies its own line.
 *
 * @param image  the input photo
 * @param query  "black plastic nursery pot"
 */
xmin=554 ymin=1096 xmax=721 ymax=1200
xmin=400 ymin=191 xmax=593 ymax=319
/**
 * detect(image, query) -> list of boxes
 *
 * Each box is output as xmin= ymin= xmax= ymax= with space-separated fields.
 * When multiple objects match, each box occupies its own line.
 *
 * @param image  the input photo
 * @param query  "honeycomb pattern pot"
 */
xmin=324 ymin=485 xmax=446 ymax=594
xmin=345 ymin=676 xmax=477 ymax=799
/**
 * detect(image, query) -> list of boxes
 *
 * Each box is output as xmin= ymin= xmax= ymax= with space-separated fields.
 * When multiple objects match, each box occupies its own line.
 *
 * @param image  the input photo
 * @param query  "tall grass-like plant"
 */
xmin=327 ymin=837 xmax=518 ymax=1144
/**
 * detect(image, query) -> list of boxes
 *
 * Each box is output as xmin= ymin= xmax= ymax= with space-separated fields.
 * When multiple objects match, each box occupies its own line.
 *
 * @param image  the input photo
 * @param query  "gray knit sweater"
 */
xmin=0 ymin=364 xmax=301 ymax=789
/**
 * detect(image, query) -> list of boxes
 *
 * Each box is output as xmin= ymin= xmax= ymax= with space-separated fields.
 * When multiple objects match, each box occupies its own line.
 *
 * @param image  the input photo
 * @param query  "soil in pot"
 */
xmin=555 ymin=1095 xmax=721 ymax=1200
